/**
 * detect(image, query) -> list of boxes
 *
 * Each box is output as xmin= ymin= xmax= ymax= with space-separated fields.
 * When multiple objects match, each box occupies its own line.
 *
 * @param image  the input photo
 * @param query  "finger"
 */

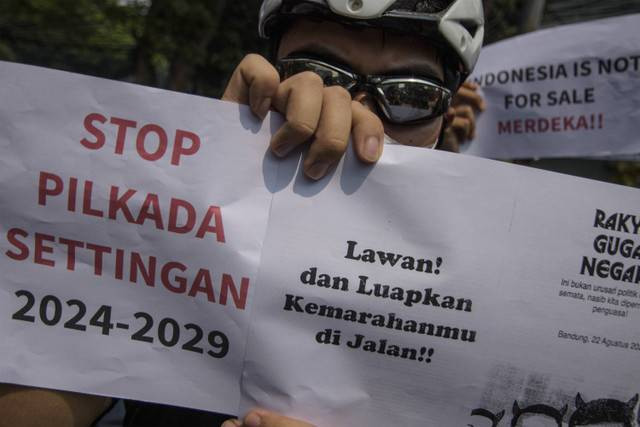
xmin=351 ymin=100 xmax=384 ymax=163
xmin=222 ymin=419 xmax=242 ymax=427
xmin=461 ymin=80 xmax=478 ymax=90
xmin=269 ymin=71 xmax=324 ymax=157
xmin=449 ymin=116 xmax=473 ymax=143
xmin=243 ymin=410 xmax=315 ymax=427
xmin=222 ymin=54 xmax=280 ymax=120
xmin=452 ymin=85 xmax=485 ymax=111
xmin=453 ymin=105 xmax=476 ymax=140
xmin=445 ymin=106 xmax=456 ymax=126
xmin=303 ymin=85 xmax=352 ymax=180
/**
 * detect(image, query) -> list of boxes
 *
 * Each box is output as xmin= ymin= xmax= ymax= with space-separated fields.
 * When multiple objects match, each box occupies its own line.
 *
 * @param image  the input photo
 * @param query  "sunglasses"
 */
xmin=276 ymin=56 xmax=452 ymax=125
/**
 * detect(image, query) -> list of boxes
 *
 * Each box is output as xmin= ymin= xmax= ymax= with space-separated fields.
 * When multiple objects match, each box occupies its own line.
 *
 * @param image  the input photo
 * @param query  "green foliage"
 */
xmin=614 ymin=162 xmax=640 ymax=188
xmin=0 ymin=0 xmax=266 ymax=97
xmin=132 ymin=0 xmax=267 ymax=95
xmin=483 ymin=0 xmax=524 ymax=45
xmin=0 ymin=41 xmax=15 ymax=61
xmin=0 ymin=0 xmax=141 ymax=78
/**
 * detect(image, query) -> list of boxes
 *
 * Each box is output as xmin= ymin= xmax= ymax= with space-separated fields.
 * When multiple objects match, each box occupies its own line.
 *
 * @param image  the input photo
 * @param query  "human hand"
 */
xmin=222 ymin=54 xmax=384 ymax=180
xmin=440 ymin=81 xmax=486 ymax=152
xmin=222 ymin=409 xmax=315 ymax=427
xmin=0 ymin=383 xmax=112 ymax=427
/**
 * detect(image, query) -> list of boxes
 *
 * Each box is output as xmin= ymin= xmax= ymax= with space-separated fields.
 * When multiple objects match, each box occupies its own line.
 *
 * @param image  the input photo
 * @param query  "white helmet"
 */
xmin=259 ymin=0 xmax=485 ymax=90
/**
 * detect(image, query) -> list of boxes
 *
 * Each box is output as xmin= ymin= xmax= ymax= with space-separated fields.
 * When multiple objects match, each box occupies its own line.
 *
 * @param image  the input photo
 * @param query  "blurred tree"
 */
xmin=614 ymin=161 xmax=640 ymax=187
xmin=483 ymin=0 xmax=524 ymax=44
xmin=0 ymin=0 xmax=266 ymax=97
xmin=132 ymin=0 xmax=267 ymax=96
xmin=194 ymin=1 xmax=267 ymax=97
xmin=0 ymin=0 xmax=142 ymax=78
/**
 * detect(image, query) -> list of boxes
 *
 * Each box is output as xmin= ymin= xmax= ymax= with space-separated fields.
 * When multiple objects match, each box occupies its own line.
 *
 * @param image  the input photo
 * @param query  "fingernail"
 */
xmin=256 ymin=97 xmax=271 ymax=120
xmin=245 ymin=412 xmax=262 ymax=427
xmin=363 ymin=136 xmax=380 ymax=162
xmin=306 ymin=161 xmax=331 ymax=180
xmin=272 ymin=140 xmax=295 ymax=157
xmin=222 ymin=420 xmax=242 ymax=427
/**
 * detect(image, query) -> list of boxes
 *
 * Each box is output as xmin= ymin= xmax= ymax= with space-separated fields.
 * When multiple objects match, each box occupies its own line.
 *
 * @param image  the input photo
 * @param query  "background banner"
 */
xmin=463 ymin=14 xmax=640 ymax=160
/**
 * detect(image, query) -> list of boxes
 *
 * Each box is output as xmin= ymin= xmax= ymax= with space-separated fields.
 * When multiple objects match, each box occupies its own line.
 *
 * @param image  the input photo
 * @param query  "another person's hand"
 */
xmin=222 ymin=54 xmax=384 ymax=180
xmin=222 ymin=409 xmax=315 ymax=427
xmin=0 ymin=383 xmax=112 ymax=427
xmin=440 ymin=81 xmax=486 ymax=152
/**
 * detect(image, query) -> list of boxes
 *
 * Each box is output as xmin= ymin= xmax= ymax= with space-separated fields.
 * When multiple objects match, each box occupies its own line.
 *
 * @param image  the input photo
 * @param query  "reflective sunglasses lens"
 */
xmin=278 ymin=60 xmax=353 ymax=88
xmin=379 ymin=81 xmax=447 ymax=123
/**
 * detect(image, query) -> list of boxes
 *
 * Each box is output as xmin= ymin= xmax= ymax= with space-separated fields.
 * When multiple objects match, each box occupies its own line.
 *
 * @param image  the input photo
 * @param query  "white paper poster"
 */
xmin=464 ymin=13 xmax=640 ymax=160
xmin=1 ymin=62 xmax=640 ymax=426
xmin=241 ymin=146 xmax=640 ymax=426
xmin=0 ymin=60 xmax=278 ymax=413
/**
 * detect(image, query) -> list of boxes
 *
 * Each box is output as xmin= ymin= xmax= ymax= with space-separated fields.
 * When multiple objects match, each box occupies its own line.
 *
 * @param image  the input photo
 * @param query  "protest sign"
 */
xmin=1 ymin=62 xmax=640 ymax=426
xmin=463 ymin=13 xmax=640 ymax=160
xmin=241 ymin=145 xmax=640 ymax=426
xmin=0 ymin=61 xmax=278 ymax=413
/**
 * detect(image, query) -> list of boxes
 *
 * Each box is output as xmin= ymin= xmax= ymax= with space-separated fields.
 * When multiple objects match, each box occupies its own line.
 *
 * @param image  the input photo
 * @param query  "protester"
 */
xmin=223 ymin=0 xmax=485 ymax=181
xmin=218 ymin=2 xmax=485 ymax=424
xmin=0 ymin=1 xmax=485 ymax=426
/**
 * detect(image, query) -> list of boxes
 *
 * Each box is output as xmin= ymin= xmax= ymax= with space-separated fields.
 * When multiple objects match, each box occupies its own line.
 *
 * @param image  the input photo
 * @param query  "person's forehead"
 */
xmin=278 ymin=19 xmax=444 ymax=79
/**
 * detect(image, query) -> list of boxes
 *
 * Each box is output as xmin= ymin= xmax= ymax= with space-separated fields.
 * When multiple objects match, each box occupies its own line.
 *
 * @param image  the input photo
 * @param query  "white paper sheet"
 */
xmin=240 ymin=145 xmax=640 ymax=426
xmin=1 ymin=62 xmax=639 ymax=426
xmin=0 ymin=61 xmax=278 ymax=413
xmin=463 ymin=13 xmax=640 ymax=160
